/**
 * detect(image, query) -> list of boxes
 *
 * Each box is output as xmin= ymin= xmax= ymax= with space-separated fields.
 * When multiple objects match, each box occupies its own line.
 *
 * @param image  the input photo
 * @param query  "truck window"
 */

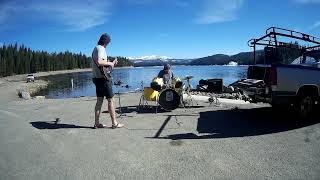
xmin=291 ymin=56 xmax=318 ymax=67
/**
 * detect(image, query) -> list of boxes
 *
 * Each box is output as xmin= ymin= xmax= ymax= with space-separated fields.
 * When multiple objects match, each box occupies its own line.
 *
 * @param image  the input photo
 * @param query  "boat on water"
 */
xmin=227 ymin=61 xmax=238 ymax=66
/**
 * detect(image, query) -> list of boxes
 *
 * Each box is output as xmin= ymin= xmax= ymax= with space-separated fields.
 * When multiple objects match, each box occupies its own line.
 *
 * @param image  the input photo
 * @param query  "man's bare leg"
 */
xmin=107 ymin=98 xmax=124 ymax=128
xmin=94 ymin=97 xmax=104 ymax=126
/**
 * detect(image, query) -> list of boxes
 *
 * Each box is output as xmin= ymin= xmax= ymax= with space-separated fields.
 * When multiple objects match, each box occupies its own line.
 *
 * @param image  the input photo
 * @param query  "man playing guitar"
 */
xmin=92 ymin=33 xmax=124 ymax=129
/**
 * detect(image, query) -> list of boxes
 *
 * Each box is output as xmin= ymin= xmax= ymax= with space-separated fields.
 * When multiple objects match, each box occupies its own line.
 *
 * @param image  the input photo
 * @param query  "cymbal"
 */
xmin=182 ymin=75 xmax=194 ymax=80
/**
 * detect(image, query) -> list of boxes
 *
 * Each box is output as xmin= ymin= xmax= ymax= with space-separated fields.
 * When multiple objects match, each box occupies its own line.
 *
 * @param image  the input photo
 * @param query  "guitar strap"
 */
xmin=93 ymin=58 xmax=108 ymax=80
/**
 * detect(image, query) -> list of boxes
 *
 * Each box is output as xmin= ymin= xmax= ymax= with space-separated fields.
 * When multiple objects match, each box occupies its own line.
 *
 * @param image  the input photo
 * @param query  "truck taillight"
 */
xmin=270 ymin=66 xmax=277 ymax=85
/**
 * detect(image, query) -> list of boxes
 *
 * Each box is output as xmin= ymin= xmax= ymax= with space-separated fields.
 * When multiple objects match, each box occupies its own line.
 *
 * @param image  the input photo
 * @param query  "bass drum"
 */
xmin=158 ymin=88 xmax=181 ymax=111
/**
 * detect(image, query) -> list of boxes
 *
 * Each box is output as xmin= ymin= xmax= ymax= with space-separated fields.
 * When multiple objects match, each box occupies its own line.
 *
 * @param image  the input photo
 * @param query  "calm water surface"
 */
xmin=37 ymin=65 xmax=248 ymax=99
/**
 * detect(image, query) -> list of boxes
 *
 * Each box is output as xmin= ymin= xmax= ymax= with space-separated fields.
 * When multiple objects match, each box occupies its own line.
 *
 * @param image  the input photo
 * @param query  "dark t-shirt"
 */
xmin=158 ymin=70 xmax=173 ymax=85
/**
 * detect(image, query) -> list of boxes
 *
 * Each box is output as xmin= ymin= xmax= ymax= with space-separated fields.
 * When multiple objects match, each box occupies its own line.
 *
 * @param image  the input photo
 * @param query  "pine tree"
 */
xmin=0 ymin=43 xmax=132 ymax=77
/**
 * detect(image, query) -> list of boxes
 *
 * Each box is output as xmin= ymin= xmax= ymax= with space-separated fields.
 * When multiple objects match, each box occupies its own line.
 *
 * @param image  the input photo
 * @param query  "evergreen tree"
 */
xmin=0 ymin=43 xmax=133 ymax=77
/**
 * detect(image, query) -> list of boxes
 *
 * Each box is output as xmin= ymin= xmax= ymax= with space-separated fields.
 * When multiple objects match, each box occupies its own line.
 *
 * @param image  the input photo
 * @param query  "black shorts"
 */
xmin=92 ymin=78 xmax=114 ymax=99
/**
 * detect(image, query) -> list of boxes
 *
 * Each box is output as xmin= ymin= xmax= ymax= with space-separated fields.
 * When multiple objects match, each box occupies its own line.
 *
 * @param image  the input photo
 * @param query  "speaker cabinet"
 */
xmin=207 ymin=79 xmax=223 ymax=93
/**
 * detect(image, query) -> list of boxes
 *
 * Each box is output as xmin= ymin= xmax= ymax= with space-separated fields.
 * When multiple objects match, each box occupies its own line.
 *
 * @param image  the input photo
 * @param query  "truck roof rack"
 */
xmin=248 ymin=27 xmax=320 ymax=64
xmin=248 ymin=27 xmax=320 ymax=49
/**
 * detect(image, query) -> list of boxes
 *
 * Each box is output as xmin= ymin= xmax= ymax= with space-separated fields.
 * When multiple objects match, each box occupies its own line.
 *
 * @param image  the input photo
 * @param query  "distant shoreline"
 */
xmin=0 ymin=66 xmax=135 ymax=100
xmin=1 ymin=66 xmax=137 ymax=81
xmin=1 ymin=68 xmax=90 ymax=82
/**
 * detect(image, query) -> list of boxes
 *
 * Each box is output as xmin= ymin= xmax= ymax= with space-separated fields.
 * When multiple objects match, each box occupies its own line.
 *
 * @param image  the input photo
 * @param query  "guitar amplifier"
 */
xmin=207 ymin=79 xmax=223 ymax=93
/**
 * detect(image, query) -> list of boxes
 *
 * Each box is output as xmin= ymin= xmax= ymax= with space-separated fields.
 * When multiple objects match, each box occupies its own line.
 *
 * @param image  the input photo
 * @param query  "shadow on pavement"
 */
xmin=114 ymin=105 xmax=206 ymax=114
xmin=113 ymin=105 xmax=168 ymax=114
xmin=157 ymin=107 xmax=320 ymax=140
xmin=30 ymin=120 xmax=93 ymax=129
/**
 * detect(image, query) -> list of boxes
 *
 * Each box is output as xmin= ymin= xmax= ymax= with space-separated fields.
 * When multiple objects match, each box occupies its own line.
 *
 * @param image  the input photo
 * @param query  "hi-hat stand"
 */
xmin=182 ymin=76 xmax=199 ymax=107
xmin=114 ymin=80 xmax=130 ymax=118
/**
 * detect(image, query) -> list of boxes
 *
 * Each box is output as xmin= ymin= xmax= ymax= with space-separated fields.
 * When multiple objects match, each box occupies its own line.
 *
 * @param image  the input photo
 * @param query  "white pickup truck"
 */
xmin=233 ymin=51 xmax=320 ymax=119
xmin=274 ymin=55 xmax=319 ymax=116
xmin=232 ymin=27 xmax=320 ymax=119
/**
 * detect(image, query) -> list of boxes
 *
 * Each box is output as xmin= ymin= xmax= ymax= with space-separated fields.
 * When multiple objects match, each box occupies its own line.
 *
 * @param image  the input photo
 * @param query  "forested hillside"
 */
xmin=0 ymin=44 xmax=132 ymax=77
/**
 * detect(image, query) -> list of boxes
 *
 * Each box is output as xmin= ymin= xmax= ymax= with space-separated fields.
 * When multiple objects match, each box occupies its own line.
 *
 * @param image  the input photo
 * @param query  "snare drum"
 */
xmin=158 ymin=88 xmax=181 ymax=111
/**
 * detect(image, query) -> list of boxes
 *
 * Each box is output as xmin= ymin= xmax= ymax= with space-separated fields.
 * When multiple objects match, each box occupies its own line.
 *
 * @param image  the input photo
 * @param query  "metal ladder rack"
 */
xmin=247 ymin=27 xmax=320 ymax=64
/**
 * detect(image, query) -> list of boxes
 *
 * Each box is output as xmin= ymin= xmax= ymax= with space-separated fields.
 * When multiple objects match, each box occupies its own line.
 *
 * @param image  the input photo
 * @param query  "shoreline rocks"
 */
xmin=18 ymin=91 xmax=31 ymax=100
xmin=190 ymin=90 xmax=251 ymax=102
xmin=17 ymin=80 xmax=48 ymax=100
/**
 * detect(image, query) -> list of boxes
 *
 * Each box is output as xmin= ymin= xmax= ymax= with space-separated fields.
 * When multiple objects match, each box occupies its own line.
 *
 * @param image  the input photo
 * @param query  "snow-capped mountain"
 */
xmin=128 ymin=55 xmax=171 ymax=61
xmin=128 ymin=55 xmax=193 ymax=67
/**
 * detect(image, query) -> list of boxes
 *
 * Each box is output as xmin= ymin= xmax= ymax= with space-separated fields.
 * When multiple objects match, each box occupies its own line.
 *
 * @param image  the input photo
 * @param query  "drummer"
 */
xmin=157 ymin=63 xmax=174 ymax=86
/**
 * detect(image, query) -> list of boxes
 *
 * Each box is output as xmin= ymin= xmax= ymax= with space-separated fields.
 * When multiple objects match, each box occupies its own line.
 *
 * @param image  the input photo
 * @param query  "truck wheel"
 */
xmin=298 ymin=95 xmax=314 ymax=119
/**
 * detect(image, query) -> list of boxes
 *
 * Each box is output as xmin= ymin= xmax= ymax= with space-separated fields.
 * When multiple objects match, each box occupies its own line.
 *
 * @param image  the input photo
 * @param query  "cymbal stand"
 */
xmin=208 ymin=94 xmax=220 ymax=107
xmin=138 ymin=81 xmax=148 ymax=111
xmin=184 ymin=78 xmax=199 ymax=107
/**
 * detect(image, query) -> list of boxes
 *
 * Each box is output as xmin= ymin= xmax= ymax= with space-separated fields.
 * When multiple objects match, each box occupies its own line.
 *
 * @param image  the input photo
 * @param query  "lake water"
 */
xmin=37 ymin=65 xmax=248 ymax=99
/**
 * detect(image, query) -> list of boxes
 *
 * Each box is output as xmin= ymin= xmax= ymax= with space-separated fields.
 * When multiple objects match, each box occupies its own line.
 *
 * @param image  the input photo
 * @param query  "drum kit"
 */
xmin=139 ymin=75 xmax=198 ymax=112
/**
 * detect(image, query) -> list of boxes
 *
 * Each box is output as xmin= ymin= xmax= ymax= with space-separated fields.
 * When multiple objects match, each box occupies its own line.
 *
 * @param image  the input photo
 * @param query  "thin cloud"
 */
xmin=0 ymin=0 xmax=112 ymax=32
xmin=310 ymin=21 xmax=320 ymax=30
xmin=195 ymin=0 xmax=244 ymax=24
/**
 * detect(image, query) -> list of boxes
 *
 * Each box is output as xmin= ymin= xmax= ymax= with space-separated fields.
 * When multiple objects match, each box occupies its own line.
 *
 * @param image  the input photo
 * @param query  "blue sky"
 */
xmin=0 ymin=0 xmax=319 ymax=59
